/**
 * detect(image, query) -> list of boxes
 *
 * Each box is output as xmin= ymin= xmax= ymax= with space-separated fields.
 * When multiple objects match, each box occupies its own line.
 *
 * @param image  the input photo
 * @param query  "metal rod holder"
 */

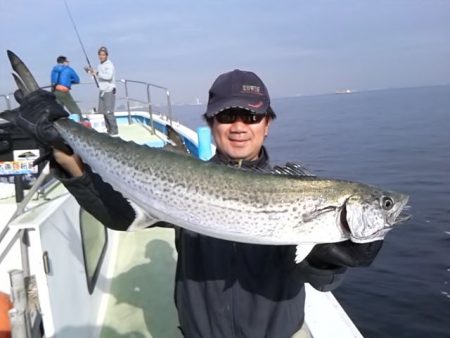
xmin=9 ymin=269 xmax=31 ymax=338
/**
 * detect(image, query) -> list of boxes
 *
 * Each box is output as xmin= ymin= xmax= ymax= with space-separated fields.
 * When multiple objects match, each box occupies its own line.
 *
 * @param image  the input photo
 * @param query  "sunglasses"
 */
xmin=214 ymin=110 xmax=266 ymax=124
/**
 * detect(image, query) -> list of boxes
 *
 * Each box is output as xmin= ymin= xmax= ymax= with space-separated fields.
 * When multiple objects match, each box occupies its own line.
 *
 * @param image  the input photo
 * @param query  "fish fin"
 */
xmin=0 ymin=51 xmax=37 ymax=125
xmin=272 ymin=162 xmax=316 ymax=177
xmin=302 ymin=206 xmax=337 ymax=223
xmin=127 ymin=201 xmax=162 ymax=231
xmin=164 ymin=125 xmax=191 ymax=155
xmin=295 ymin=243 xmax=315 ymax=264
xmin=12 ymin=73 xmax=29 ymax=96
xmin=7 ymin=50 xmax=40 ymax=93
xmin=1 ymin=51 xmax=42 ymax=127
xmin=238 ymin=161 xmax=316 ymax=177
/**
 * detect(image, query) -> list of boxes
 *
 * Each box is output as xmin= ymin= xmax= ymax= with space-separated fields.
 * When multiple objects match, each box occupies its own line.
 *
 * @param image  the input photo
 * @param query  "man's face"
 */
xmin=98 ymin=51 xmax=108 ymax=63
xmin=211 ymin=110 xmax=271 ymax=161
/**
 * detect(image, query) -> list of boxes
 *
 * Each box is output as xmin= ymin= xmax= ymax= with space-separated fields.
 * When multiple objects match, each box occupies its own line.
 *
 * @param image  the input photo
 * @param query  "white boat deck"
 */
xmin=98 ymin=228 xmax=182 ymax=338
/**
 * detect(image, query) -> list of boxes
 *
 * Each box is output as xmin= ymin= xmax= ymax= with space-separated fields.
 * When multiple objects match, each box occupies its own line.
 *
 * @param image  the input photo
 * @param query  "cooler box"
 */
xmin=85 ymin=114 xmax=107 ymax=133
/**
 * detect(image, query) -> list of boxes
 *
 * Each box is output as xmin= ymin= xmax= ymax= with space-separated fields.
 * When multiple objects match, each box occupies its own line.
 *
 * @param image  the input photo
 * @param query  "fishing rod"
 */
xmin=63 ymin=0 xmax=99 ymax=88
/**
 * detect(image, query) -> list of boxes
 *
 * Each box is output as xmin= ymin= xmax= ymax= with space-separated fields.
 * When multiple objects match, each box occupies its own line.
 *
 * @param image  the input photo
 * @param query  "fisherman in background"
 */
xmin=50 ymin=56 xmax=82 ymax=119
xmin=85 ymin=46 xmax=118 ymax=135
xmin=9 ymin=70 xmax=383 ymax=338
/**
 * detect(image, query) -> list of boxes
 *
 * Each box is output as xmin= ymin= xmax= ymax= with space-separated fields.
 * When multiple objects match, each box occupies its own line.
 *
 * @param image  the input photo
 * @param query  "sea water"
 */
xmin=174 ymin=84 xmax=450 ymax=338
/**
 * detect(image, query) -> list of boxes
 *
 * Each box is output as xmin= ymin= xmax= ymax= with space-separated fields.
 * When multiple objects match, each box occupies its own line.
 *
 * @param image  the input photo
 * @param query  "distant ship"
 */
xmin=335 ymin=89 xmax=354 ymax=94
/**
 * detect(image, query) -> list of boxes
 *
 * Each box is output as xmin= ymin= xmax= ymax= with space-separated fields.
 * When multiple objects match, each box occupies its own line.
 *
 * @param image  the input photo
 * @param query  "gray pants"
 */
xmin=98 ymin=91 xmax=118 ymax=135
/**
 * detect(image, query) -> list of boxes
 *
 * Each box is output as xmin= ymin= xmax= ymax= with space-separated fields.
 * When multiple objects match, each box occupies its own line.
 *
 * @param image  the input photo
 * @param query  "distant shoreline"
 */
xmin=271 ymin=83 xmax=450 ymax=102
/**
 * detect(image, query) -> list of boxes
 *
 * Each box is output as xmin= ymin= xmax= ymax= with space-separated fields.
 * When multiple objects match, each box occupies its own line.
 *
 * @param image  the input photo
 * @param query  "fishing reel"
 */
xmin=84 ymin=66 xmax=96 ymax=75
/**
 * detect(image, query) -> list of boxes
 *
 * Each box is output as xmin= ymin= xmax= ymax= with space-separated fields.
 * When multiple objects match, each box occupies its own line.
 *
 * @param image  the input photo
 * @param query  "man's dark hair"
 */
xmin=57 ymin=56 xmax=68 ymax=64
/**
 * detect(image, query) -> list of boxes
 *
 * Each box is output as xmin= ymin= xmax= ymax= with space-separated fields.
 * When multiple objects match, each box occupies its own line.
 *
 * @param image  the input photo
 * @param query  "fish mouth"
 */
xmin=342 ymin=200 xmax=411 ymax=243
xmin=395 ymin=205 xmax=412 ymax=224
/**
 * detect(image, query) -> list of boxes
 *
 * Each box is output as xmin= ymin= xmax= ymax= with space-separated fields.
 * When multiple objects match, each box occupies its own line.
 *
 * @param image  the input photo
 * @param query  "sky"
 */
xmin=1 ymin=0 xmax=450 ymax=109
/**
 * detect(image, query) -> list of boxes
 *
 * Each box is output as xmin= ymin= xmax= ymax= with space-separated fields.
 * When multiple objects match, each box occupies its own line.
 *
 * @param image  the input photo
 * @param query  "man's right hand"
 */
xmin=306 ymin=240 xmax=383 ymax=269
xmin=84 ymin=66 xmax=96 ymax=76
xmin=14 ymin=89 xmax=69 ymax=151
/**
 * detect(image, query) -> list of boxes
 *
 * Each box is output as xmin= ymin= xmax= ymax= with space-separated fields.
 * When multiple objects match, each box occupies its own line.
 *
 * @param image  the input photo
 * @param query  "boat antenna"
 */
xmin=63 ymin=0 xmax=99 ymax=88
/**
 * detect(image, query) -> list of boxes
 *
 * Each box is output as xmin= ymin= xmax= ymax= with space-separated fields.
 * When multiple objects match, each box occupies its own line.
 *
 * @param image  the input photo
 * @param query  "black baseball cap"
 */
xmin=57 ymin=56 xmax=69 ymax=63
xmin=204 ymin=69 xmax=276 ymax=119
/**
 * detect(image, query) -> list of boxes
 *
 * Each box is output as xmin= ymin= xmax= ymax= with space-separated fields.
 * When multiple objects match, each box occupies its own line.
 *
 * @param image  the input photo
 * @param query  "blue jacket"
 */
xmin=50 ymin=64 xmax=80 ymax=89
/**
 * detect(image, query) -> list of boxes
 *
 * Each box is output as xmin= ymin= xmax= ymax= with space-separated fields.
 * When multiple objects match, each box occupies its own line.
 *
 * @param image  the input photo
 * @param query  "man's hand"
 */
xmin=14 ymin=89 xmax=69 ymax=151
xmin=84 ymin=66 xmax=96 ymax=76
xmin=306 ymin=240 xmax=383 ymax=269
xmin=53 ymin=148 xmax=85 ymax=177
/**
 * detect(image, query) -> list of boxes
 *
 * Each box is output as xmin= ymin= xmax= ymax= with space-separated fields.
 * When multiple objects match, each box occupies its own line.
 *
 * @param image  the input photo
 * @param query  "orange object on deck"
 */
xmin=80 ymin=119 xmax=92 ymax=128
xmin=0 ymin=292 xmax=12 ymax=338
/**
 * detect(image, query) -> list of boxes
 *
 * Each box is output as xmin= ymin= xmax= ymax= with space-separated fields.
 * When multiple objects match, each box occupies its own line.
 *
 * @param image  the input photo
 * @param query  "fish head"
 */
xmin=343 ymin=189 xmax=410 ymax=243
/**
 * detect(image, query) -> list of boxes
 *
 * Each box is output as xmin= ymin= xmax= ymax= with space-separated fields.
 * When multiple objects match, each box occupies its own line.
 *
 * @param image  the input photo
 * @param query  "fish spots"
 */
xmin=59 ymin=120 xmax=408 ymax=246
xmin=173 ymin=181 xmax=186 ymax=189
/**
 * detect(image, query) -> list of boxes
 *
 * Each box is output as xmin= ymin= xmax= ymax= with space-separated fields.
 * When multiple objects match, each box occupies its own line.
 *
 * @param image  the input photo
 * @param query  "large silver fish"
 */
xmin=55 ymin=119 xmax=409 ymax=262
xmin=2 ymin=51 xmax=410 ymax=263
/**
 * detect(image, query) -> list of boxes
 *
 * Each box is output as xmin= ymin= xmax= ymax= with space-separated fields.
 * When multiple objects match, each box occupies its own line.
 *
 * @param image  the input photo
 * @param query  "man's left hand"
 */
xmin=13 ymin=89 xmax=70 ymax=151
xmin=306 ymin=240 xmax=383 ymax=269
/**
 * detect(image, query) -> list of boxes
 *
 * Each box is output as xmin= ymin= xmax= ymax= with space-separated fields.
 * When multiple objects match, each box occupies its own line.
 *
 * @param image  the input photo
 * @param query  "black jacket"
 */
xmin=52 ymin=147 xmax=346 ymax=338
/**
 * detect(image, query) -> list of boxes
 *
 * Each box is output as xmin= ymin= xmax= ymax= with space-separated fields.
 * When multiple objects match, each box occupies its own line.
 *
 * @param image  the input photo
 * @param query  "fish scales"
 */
xmin=54 ymin=119 xmax=409 ymax=252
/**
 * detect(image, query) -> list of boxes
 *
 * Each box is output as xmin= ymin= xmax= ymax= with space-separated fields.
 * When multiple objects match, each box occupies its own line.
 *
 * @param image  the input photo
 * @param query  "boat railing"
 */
xmin=2 ymin=76 xmax=175 ymax=130
xmin=55 ymin=78 xmax=174 ymax=134
xmin=0 ymin=93 xmax=13 ymax=111
xmin=119 ymin=78 xmax=174 ymax=132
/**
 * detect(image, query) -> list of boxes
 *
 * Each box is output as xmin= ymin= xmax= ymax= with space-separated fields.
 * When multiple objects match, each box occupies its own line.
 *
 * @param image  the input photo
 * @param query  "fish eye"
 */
xmin=381 ymin=196 xmax=394 ymax=210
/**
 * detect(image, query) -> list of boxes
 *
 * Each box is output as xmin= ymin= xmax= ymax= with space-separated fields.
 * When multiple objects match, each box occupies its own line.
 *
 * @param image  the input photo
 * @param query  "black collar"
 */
xmin=210 ymin=146 xmax=271 ymax=169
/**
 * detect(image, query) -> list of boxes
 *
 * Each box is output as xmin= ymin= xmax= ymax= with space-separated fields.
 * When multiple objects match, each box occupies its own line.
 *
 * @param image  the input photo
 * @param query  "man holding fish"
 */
xmin=5 ymin=59 xmax=405 ymax=337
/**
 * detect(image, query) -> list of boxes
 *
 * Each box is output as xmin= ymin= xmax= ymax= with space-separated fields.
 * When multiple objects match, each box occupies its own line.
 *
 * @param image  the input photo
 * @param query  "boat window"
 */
xmin=79 ymin=208 xmax=108 ymax=294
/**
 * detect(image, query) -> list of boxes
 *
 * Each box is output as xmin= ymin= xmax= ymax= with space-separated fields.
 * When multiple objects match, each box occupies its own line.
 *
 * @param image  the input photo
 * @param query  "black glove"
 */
xmin=306 ymin=240 xmax=383 ymax=269
xmin=14 ymin=89 xmax=70 ymax=152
